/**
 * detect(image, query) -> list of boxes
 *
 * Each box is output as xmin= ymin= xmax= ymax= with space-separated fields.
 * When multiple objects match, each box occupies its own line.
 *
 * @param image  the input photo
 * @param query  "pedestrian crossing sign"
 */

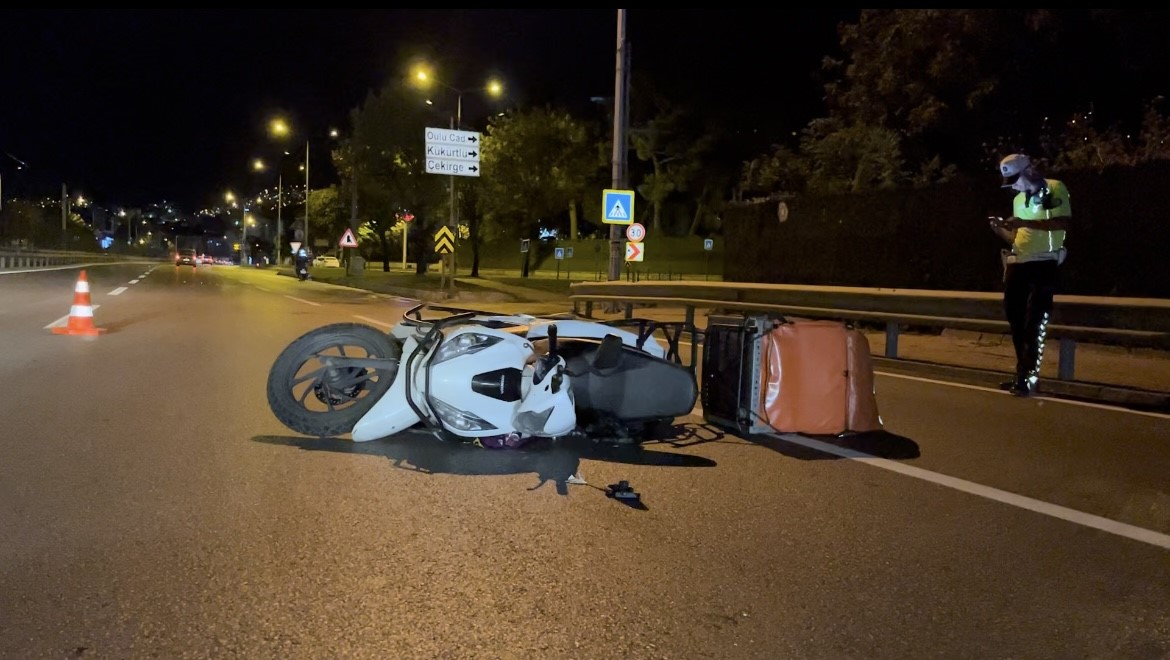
xmin=602 ymin=189 xmax=635 ymax=225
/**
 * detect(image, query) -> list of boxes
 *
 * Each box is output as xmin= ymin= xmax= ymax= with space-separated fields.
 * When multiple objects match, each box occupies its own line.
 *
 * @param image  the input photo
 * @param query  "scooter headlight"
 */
xmin=432 ymin=332 xmax=503 ymax=365
xmin=430 ymin=397 xmax=497 ymax=432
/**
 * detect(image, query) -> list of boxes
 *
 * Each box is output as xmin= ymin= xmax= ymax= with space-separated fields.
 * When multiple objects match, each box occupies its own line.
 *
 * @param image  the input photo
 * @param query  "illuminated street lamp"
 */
xmin=268 ymin=116 xmax=330 ymax=262
xmin=226 ymin=190 xmax=254 ymax=265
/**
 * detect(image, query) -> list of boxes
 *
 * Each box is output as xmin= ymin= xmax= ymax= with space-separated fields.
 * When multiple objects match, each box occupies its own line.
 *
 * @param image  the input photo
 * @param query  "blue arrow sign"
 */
xmin=602 ymin=189 xmax=635 ymax=225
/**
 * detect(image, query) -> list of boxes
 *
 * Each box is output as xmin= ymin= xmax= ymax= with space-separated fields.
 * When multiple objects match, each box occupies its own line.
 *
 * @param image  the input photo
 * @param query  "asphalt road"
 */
xmin=1 ymin=263 xmax=1168 ymax=659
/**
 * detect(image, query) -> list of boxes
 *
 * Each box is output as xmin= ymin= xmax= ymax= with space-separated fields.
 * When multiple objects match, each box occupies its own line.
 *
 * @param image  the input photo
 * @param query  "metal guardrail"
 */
xmin=569 ymin=281 xmax=1170 ymax=382
xmin=0 ymin=249 xmax=155 ymax=270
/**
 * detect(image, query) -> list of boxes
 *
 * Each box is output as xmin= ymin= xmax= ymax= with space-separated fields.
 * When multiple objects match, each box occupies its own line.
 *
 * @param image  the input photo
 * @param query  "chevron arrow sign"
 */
xmin=434 ymin=226 xmax=455 ymax=254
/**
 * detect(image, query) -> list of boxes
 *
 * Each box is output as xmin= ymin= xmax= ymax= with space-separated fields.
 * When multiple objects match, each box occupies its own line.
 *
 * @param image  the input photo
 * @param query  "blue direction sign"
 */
xmin=602 ymin=189 xmax=635 ymax=225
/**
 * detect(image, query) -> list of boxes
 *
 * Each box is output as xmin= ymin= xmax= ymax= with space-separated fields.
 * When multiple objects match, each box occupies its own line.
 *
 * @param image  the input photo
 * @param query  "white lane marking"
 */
xmin=766 ymin=431 xmax=1170 ymax=551
xmin=129 ymin=279 xmax=140 ymax=284
xmin=43 ymin=305 xmax=101 ymax=329
xmin=354 ymin=315 xmax=393 ymax=328
xmin=109 ymin=287 xmax=128 ymax=296
xmin=284 ymin=295 xmax=321 ymax=307
xmin=876 ymin=371 xmax=1170 ymax=420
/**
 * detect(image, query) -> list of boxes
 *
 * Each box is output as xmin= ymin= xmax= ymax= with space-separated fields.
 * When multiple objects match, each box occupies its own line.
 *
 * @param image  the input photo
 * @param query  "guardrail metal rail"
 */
xmin=569 ymin=281 xmax=1170 ymax=384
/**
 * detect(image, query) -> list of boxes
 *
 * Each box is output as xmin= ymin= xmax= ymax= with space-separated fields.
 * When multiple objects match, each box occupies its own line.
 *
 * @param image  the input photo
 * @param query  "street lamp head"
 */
xmin=269 ymin=118 xmax=290 ymax=138
xmin=252 ymin=158 xmax=266 ymax=172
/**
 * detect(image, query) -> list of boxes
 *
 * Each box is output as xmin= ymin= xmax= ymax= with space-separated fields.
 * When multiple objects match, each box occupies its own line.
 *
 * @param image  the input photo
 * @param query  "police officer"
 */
xmin=990 ymin=154 xmax=1071 ymax=396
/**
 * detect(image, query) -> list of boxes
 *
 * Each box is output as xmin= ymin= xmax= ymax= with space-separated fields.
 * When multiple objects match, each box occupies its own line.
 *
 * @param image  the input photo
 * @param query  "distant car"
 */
xmin=175 ymin=249 xmax=198 ymax=268
xmin=314 ymin=255 xmax=340 ymax=267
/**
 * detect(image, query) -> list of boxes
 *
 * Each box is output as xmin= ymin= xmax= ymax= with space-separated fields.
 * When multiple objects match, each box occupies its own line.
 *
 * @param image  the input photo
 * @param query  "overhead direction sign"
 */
xmin=433 ymin=226 xmax=455 ymax=254
xmin=624 ymin=241 xmax=644 ymax=262
xmin=339 ymin=228 xmax=358 ymax=248
xmin=425 ymin=127 xmax=481 ymax=178
xmin=425 ymin=127 xmax=480 ymax=145
xmin=602 ymin=189 xmax=635 ymax=225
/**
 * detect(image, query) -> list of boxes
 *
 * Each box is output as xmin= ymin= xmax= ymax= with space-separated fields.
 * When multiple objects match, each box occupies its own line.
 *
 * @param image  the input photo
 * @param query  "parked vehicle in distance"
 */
xmin=314 ymin=255 xmax=340 ymax=267
xmin=175 ymin=249 xmax=198 ymax=268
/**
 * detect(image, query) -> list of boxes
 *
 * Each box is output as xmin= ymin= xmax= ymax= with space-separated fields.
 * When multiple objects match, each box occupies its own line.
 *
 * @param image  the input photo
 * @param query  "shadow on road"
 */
xmin=744 ymin=429 xmax=922 ymax=461
xmin=252 ymin=431 xmax=717 ymax=496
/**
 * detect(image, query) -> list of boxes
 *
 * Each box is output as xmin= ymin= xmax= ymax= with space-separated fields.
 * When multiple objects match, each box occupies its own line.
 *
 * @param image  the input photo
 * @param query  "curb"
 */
xmin=873 ymin=356 xmax=1170 ymax=412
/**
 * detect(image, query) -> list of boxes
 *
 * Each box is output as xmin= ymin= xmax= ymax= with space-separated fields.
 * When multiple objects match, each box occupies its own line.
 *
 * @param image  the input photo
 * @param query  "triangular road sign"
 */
xmin=339 ymin=228 xmax=358 ymax=248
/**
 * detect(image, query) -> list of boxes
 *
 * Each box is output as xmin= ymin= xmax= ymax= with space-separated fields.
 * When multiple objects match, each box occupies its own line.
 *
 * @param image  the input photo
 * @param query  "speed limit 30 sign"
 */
xmin=625 ymin=222 xmax=645 ymax=242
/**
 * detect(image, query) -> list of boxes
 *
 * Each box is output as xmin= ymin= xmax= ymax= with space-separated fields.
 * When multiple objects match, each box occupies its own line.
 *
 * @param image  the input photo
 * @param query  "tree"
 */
xmin=477 ymin=106 xmax=603 ymax=276
xmin=307 ymin=185 xmax=349 ymax=253
xmin=800 ymin=118 xmax=906 ymax=193
xmin=346 ymin=81 xmax=448 ymax=274
xmin=629 ymin=103 xmax=714 ymax=234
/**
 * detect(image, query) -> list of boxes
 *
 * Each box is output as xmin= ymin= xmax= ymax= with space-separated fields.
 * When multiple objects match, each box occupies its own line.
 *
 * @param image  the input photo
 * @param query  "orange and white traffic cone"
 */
xmin=52 ymin=270 xmax=105 ymax=336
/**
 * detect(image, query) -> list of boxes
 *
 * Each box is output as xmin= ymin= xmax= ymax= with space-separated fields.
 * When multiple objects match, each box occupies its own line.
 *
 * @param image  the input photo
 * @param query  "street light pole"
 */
xmin=445 ymin=93 xmax=463 ymax=291
xmin=304 ymin=140 xmax=310 ymax=255
xmin=276 ymin=173 xmax=282 ymax=265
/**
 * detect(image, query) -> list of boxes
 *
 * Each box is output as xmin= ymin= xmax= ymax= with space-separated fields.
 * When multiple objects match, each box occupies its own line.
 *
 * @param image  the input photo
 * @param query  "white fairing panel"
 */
xmin=427 ymin=328 xmax=534 ymax=438
xmin=351 ymin=337 xmax=424 ymax=442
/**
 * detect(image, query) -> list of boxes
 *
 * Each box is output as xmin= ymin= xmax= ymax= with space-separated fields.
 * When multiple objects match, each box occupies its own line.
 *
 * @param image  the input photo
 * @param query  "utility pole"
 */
xmin=275 ymin=173 xmax=283 ymax=265
xmin=445 ymin=107 xmax=460 ymax=293
xmin=348 ymin=165 xmax=360 ymax=275
xmin=608 ymin=8 xmax=631 ymax=283
xmin=61 ymin=183 xmax=68 ymax=247
xmin=304 ymin=140 xmax=310 ymax=255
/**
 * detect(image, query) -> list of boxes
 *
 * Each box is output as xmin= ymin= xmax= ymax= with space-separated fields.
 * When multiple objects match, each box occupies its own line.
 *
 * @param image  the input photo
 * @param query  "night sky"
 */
xmin=0 ymin=9 xmax=855 ymax=212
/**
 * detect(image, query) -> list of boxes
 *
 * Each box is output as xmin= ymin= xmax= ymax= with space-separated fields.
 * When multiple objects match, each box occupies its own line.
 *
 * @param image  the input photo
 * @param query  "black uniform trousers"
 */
xmin=1003 ymin=259 xmax=1060 ymax=380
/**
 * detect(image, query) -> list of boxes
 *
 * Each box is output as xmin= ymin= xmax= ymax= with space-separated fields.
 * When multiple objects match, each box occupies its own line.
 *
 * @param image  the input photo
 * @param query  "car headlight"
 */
xmin=432 ymin=332 xmax=503 ymax=365
xmin=430 ymin=396 xmax=497 ymax=432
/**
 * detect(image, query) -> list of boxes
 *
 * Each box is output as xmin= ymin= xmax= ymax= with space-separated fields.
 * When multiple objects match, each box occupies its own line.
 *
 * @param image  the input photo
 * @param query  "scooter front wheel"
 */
xmin=267 ymin=323 xmax=401 ymax=437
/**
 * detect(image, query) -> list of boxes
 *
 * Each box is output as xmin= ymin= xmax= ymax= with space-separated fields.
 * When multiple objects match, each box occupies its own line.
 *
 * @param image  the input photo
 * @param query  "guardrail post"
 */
xmin=685 ymin=305 xmax=697 ymax=368
xmin=584 ymin=301 xmax=593 ymax=318
xmin=1058 ymin=338 xmax=1076 ymax=381
xmin=624 ymin=302 xmax=633 ymax=320
xmin=884 ymin=321 xmax=900 ymax=358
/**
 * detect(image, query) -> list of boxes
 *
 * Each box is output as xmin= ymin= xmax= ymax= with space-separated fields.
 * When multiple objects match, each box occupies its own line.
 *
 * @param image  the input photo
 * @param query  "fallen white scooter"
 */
xmin=265 ymin=304 xmax=698 ymax=445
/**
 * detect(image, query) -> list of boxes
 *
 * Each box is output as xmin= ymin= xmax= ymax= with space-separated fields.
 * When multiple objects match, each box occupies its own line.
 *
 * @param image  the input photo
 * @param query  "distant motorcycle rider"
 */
xmin=294 ymin=247 xmax=311 ymax=281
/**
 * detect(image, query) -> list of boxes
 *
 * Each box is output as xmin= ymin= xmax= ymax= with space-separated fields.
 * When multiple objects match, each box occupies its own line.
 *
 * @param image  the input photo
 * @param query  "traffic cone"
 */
xmin=52 ymin=270 xmax=105 ymax=336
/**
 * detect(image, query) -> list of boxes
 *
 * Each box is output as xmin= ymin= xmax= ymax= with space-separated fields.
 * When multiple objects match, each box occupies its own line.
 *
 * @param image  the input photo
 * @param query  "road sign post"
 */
xmin=425 ymin=127 xmax=481 ymax=293
xmin=703 ymin=238 xmax=713 ymax=281
xmin=602 ymin=189 xmax=635 ymax=225
xmin=625 ymin=222 xmax=645 ymax=242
